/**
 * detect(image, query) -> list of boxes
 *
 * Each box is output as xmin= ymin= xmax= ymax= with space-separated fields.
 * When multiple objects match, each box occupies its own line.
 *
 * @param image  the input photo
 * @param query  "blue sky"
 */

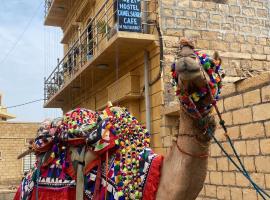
xmin=0 ymin=0 xmax=62 ymax=122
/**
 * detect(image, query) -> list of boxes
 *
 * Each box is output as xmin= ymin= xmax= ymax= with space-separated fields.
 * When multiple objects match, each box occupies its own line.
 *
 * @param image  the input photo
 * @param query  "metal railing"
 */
xmin=45 ymin=0 xmax=53 ymax=17
xmin=44 ymin=0 xmax=158 ymax=102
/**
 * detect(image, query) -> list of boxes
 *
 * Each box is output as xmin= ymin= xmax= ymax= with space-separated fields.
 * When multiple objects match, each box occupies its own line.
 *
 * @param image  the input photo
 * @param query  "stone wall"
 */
xmin=0 ymin=122 xmax=39 ymax=185
xmin=159 ymin=0 xmax=270 ymax=106
xmin=197 ymin=73 xmax=270 ymax=199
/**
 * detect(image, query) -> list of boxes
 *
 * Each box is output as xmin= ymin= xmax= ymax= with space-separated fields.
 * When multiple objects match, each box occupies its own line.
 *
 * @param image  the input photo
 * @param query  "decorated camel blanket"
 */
xmin=14 ymin=107 xmax=163 ymax=200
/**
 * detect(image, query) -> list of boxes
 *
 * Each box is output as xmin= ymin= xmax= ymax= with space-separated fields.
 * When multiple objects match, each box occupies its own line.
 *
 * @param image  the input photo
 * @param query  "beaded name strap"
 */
xmin=171 ymin=51 xmax=224 ymax=118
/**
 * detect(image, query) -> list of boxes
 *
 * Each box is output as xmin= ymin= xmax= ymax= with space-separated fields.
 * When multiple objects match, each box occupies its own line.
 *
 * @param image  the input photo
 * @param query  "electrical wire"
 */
xmin=0 ymin=1 xmax=43 ymax=65
xmin=6 ymin=99 xmax=44 ymax=109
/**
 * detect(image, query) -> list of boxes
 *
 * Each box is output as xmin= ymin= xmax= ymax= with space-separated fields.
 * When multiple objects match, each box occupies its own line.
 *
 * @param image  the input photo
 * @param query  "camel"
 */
xmin=14 ymin=38 xmax=224 ymax=200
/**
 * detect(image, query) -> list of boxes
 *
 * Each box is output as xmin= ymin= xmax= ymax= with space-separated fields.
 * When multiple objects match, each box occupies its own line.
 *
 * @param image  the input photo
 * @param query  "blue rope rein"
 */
xmin=210 ymin=105 xmax=270 ymax=200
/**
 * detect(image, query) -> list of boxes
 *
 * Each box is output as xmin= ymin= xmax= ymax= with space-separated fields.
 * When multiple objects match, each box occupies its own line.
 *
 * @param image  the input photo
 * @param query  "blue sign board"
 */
xmin=117 ymin=0 xmax=142 ymax=32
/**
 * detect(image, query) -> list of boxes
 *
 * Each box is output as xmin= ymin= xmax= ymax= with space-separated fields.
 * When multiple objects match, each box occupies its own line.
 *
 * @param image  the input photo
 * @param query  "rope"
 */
xmin=6 ymin=99 xmax=44 ymax=109
xmin=175 ymin=141 xmax=209 ymax=159
xmin=209 ymin=88 xmax=270 ymax=200
xmin=208 ymin=129 xmax=269 ymax=199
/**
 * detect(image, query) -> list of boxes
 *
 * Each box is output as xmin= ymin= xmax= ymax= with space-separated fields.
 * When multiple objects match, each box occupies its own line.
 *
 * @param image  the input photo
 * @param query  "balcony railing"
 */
xmin=44 ymin=0 xmax=158 ymax=103
xmin=44 ymin=0 xmax=53 ymax=17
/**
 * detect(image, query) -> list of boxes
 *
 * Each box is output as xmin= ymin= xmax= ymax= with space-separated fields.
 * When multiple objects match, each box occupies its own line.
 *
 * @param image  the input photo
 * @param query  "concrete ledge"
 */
xmin=161 ymin=104 xmax=180 ymax=116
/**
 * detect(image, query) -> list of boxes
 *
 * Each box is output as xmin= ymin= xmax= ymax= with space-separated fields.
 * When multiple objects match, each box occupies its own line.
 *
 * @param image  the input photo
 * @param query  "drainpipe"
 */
xmin=142 ymin=1 xmax=151 ymax=131
xmin=144 ymin=51 xmax=151 ymax=132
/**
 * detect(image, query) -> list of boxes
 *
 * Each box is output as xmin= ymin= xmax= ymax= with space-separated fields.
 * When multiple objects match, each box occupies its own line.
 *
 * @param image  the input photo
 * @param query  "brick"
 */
xmin=217 ymin=186 xmax=231 ymax=200
xmin=232 ymin=108 xmax=252 ymax=125
xmin=208 ymin=158 xmax=217 ymax=171
xmin=266 ymin=174 xmax=270 ymax=189
xmin=240 ymin=123 xmax=265 ymax=139
xmin=252 ymin=54 xmax=267 ymax=60
xmin=223 ymin=142 xmax=234 ymax=156
xmin=222 ymin=112 xmax=233 ymax=126
xmin=227 ymin=126 xmax=240 ymax=139
xmin=257 ymin=9 xmax=268 ymax=18
xmin=260 ymin=138 xmax=270 ymax=155
xmin=224 ymin=33 xmax=235 ymax=42
xmin=196 ymin=39 xmax=209 ymax=49
xmin=243 ymin=157 xmax=255 ymax=172
xmin=231 ymin=187 xmax=243 ymax=200
xmin=241 ymin=43 xmax=253 ymax=53
xmin=185 ymin=11 xmax=196 ymax=18
xmin=236 ymin=172 xmax=250 ymax=187
xmin=234 ymin=141 xmax=247 ymax=156
xmin=210 ymin=171 xmax=223 ymax=185
xmin=246 ymin=140 xmax=260 ymax=155
xmin=210 ymin=143 xmax=221 ymax=157
xmin=166 ymin=29 xmax=184 ymax=37
xmin=242 ymin=7 xmax=255 ymax=16
xmin=230 ymin=43 xmax=240 ymax=52
xmin=243 ymin=89 xmax=261 ymax=106
xmin=184 ymin=30 xmax=201 ymax=38
xmin=255 ymin=156 xmax=270 ymax=173
xmin=176 ymin=18 xmax=191 ymax=27
xmin=262 ymin=85 xmax=270 ymax=102
xmin=223 ymin=172 xmax=236 ymax=186
xmin=205 ymin=185 xmax=217 ymax=198
xmin=229 ymin=5 xmax=240 ymax=14
xmin=264 ymin=121 xmax=270 ymax=136
xmin=202 ymin=31 xmax=220 ymax=40
xmin=243 ymin=189 xmax=257 ymax=200
xmin=210 ymin=41 xmax=229 ymax=51
xmin=217 ymin=157 xmax=229 ymax=171
xmin=253 ymin=103 xmax=270 ymax=121
xmin=224 ymin=95 xmax=243 ymax=111
xmin=250 ymin=173 xmax=265 ymax=188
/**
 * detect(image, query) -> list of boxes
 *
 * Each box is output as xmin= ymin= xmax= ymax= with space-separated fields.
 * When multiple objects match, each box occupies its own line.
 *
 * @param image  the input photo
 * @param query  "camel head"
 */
xmin=171 ymin=38 xmax=225 ymax=141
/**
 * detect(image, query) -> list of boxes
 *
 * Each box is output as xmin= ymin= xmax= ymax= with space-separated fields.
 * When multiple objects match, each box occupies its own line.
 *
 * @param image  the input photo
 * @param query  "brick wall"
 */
xmin=160 ymin=73 xmax=270 ymax=199
xmin=197 ymin=73 xmax=270 ymax=199
xmin=159 ymin=0 xmax=270 ymax=106
xmin=0 ymin=122 xmax=39 ymax=185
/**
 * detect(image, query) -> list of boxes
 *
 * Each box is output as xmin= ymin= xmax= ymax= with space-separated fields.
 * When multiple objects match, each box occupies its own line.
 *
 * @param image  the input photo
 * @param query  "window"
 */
xmin=23 ymin=153 xmax=36 ymax=173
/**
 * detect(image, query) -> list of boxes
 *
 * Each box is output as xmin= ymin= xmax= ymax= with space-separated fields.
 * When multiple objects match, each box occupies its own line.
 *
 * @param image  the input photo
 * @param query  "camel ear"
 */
xmin=180 ymin=38 xmax=194 ymax=49
xmin=213 ymin=51 xmax=222 ymax=65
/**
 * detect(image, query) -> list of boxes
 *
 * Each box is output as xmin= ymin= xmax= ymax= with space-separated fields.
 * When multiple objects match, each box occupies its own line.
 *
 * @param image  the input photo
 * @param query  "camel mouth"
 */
xmin=178 ymin=70 xmax=201 ymax=81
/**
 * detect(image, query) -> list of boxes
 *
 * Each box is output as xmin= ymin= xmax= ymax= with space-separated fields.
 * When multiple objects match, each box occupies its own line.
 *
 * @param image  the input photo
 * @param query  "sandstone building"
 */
xmin=0 ymin=94 xmax=39 ymax=186
xmin=44 ymin=0 xmax=270 ymax=199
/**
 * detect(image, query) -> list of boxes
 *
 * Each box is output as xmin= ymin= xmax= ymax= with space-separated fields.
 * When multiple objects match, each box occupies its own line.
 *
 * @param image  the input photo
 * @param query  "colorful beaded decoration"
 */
xmin=98 ymin=108 xmax=151 ymax=199
xmin=171 ymin=51 xmax=224 ymax=118
xmin=32 ymin=107 xmax=153 ymax=199
xmin=62 ymin=108 xmax=98 ymax=136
